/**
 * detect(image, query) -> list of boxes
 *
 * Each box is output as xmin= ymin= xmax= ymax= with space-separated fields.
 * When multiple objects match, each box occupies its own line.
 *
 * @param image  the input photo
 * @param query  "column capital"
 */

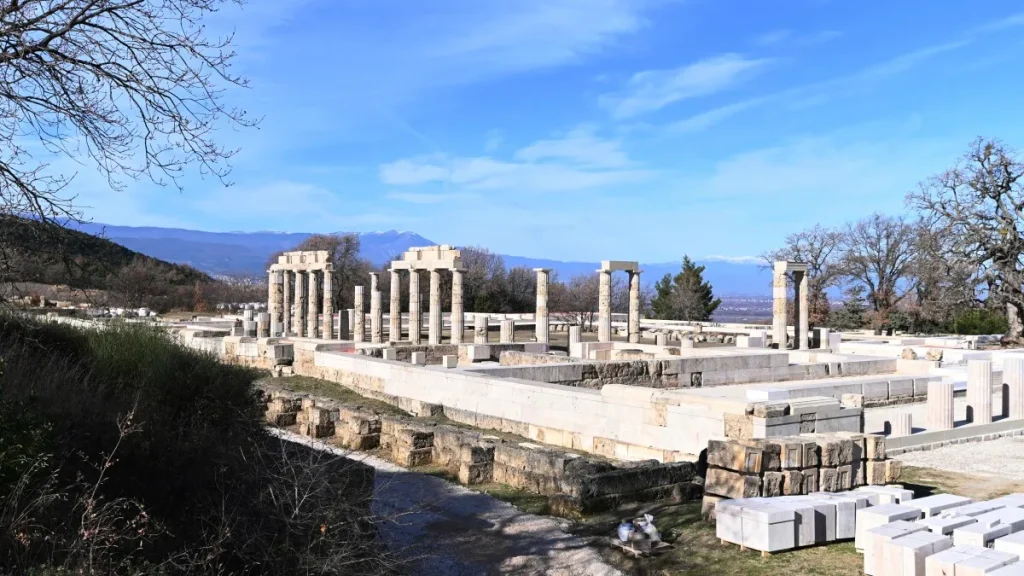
xmin=533 ymin=267 xmax=551 ymax=273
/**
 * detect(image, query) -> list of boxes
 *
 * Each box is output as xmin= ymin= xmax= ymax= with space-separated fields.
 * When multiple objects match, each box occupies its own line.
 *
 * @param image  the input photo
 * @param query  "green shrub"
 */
xmin=0 ymin=316 xmax=395 ymax=574
xmin=952 ymin=308 xmax=1009 ymax=335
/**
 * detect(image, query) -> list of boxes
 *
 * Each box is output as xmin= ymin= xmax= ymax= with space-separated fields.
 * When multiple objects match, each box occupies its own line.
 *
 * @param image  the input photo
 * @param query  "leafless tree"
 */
xmin=761 ymin=224 xmax=844 ymax=326
xmin=548 ymin=273 xmax=632 ymax=330
xmin=0 ymin=0 xmax=255 ymax=299
xmin=908 ymin=138 xmax=1024 ymax=341
xmin=841 ymin=213 xmax=920 ymax=330
xmin=904 ymin=224 xmax=979 ymax=330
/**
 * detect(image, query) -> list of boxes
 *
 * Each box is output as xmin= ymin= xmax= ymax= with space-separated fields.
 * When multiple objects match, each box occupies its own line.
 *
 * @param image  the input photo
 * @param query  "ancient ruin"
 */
xmin=268 ymin=250 xmax=335 ymax=339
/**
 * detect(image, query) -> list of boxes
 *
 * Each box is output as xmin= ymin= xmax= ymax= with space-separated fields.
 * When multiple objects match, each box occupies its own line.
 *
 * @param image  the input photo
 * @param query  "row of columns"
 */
xmin=927 ymin=357 xmax=1024 ymax=431
xmin=596 ymin=269 xmax=641 ymax=344
xmin=772 ymin=262 xmax=810 ymax=350
xmin=268 ymin=268 xmax=334 ymax=338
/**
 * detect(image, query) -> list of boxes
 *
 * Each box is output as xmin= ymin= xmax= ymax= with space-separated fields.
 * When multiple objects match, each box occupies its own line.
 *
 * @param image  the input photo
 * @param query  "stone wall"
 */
xmin=265 ymin=387 xmax=702 ymax=517
xmin=498 ymin=350 xmax=580 ymax=366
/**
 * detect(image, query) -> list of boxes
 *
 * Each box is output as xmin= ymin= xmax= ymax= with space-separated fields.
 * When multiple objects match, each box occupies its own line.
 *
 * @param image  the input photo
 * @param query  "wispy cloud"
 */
xmin=380 ymin=126 xmax=652 ymax=192
xmin=386 ymin=191 xmax=481 ymax=204
xmin=753 ymin=29 xmax=842 ymax=47
xmin=484 ymin=130 xmax=504 ymax=153
xmin=753 ymin=29 xmax=792 ymax=46
xmin=666 ymin=98 xmax=767 ymax=133
xmin=703 ymin=255 xmax=763 ymax=265
xmin=599 ymin=53 xmax=773 ymax=119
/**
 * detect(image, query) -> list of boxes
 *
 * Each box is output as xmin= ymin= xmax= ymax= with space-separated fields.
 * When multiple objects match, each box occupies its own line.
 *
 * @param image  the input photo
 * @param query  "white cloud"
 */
xmin=753 ymin=29 xmax=842 ymax=47
xmin=666 ymin=98 xmax=767 ymax=133
xmin=379 ymin=126 xmax=652 ymax=192
xmin=484 ymin=130 xmax=504 ymax=152
xmin=600 ymin=53 xmax=772 ymax=119
xmin=753 ymin=29 xmax=792 ymax=46
xmin=386 ymin=191 xmax=481 ymax=204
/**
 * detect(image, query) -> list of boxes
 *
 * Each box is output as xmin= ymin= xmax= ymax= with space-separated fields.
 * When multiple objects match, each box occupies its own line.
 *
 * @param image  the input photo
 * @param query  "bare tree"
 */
xmin=0 ymin=0 xmax=255 ymax=299
xmin=761 ymin=224 xmax=844 ymax=326
xmin=904 ymin=224 xmax=979 ymax=331
xmin=841 ymin=213 xmax=920 ymax=330
xmin=549 ymin=273 xmax=599 ymax=330
xmin=908 ymin=138 xmax=1024 ymax=341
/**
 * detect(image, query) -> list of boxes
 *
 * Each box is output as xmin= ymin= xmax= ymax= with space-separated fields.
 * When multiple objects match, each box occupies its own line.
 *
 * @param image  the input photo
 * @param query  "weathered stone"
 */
xmin=460 ymin=444 xmax=495 ymax=465
xmin=865 ymin=434 xmax=886 ymax=461
xmin=393 ymin=446 xmax=433 ymax=467
xmin=724 ymin=413 xmax=753 ymax=439
xmin=763 ymin=471 xmax=785 ymax=497
xmin=866 ymin=460 xmax=887 ymax=485
xmin=752 ymin=402 xmax=790 ymax=418
xmin=819 ymin=466 xmax=854 ymax=492
xmin=707 ymin=439 xmax=763 ymax=473
xmin=841 ymin=393 xmax=864 ymax=408
xmin=925 ymin=349 xmax=943 ymax=361
xmin=801 ymin=467 xmax=819 ymax=493
xmin=782 ymin=470 xmax=804 ymax=495
xmin=395 ymin=429 xmax=434 ymax=449
xmin=702 ymin=494 xmax=726 ymax=519
xmin=705 ymin=467 xmax=761 ymax=499
xmin=901 ymin=347 xmax=918 ymax=360
xmin=885 ymin=459 xmax=903 ymax=483
xmin=811 ymin=436 xmax=855 ymax=466
xmin=458 ymin=462 xmax=494 ymax=484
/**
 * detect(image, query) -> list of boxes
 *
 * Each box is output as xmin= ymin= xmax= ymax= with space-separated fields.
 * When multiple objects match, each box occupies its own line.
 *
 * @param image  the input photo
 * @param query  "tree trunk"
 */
xmin=1006 ymin=302 xmax=1024 ymax=343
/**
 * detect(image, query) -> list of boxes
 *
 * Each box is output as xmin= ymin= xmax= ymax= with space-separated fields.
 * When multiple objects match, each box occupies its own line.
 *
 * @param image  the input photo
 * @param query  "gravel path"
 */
xmin=271 ymin=429 xmax=622 ymax=576
xmin=895 ymin=436 xmax=1024 ymax=481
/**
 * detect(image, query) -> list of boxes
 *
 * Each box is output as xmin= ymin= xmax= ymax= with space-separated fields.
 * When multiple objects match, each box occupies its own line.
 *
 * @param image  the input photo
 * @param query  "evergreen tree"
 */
xmin=651 ymin=256 xmax=722 ymax=321
xmin=831 ymin=286 xmax=868 ymax=331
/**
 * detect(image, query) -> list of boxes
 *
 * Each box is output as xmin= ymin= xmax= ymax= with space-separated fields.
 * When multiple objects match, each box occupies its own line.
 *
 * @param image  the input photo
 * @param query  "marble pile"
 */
xmin=716 ymin=488 xmax=1024 ymax=575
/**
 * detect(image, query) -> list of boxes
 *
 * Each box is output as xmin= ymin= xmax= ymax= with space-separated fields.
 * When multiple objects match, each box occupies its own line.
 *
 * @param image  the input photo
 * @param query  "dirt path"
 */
xmin=271 ymin=429 xmax=621 ymax=576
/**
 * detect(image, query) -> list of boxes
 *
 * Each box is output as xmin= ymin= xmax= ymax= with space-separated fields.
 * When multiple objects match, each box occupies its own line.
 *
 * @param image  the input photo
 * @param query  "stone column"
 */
xmin=967 ymin=359 xmax=993 ymax=424
xmin=451 ymin=269 xmax=465 ymax=344
xmin=371 ymin=290 xmax=383 ymax=344
xmin=294 ymin=271 xmax=305 ymax=338
xmin=534 ymin=268 xmax=550 ymax=344
xmin=268 ymin=269 xmax=284 ymax=336
xmin=338 ymin=310 xmax=350 ymax=340
xmin=928 ymin=381 xmax=954 ymax=431
xmin=598 ymin=270 xmax=612 ymax=343
xmin=281 ymin=271 xmax=291 ymax=336
xmin=1006 ymin=355 xmax=1024 ymax=420
xmin=353 ymin=286 xmax=365 ymax=343
xmin=256 ymin=312 xmax=270 ymax=338
xmin=322 ymin=270 xmax=333 ymax=339
xmin=306 ymin=270 xmax=318 ymax=338
xmin=475 ymin=314 xmax=489 ymax=344
xmin=569 ymin=325 xmax=582 ymax=347
xmin=892 ymin=413 xmax=912 ymax=437
xmin=409 ymin=270 xmax=421 ymax=345
xmin=428 ymin=269 xmax=442 ymax=345
xmin=370 ymin=272 xmax=378 ymax=293
xmin=500 ymin=319 xmax=515 ymax=343
xmin=389 ymin=269 xmax=401 ymax=342
xmin=772 ymin=262 xmax=788 ymax=349
xmin=798 ymin=270 xmax=809 ymax=350
xmin=655 ymin=333 xmax=667 ymax=347
xmin=628 ymin=270 xmax=641 ymax=344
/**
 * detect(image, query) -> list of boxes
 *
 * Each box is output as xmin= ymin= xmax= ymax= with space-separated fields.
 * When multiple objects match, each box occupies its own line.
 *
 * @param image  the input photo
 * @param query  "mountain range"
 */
xmin=69 ymin=222 xmax=773 ymax=296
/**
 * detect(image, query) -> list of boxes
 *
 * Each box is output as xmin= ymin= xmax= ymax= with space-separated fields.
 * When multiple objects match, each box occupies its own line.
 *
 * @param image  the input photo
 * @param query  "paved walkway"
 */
xmin=271 ymin=429 xmax=621 ymax=576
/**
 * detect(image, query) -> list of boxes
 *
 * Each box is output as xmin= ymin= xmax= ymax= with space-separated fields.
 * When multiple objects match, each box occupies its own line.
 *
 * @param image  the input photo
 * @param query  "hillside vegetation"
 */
xmin=1 ymin=217 xmax=258 ymax=311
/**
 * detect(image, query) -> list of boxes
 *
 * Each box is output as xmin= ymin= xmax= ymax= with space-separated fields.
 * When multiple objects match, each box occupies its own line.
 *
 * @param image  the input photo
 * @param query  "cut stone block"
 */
xmin=856 ymin=504 xmax=923 ymax=551
xmin=783 ymin=470 xmax=805 ymax=495
xmin=864 ymin=520 xmax=929 ymax=576
xmin=921 ymin=514 xmax=979 ymax=536
xmin=442 ymin=355 xmax=458 ymax=369
xmin=794 ymin=497 xmax=838 ymax=543
xmin=809 ymin=492 xmax=866 ymax=540
xmin=820 ymin=465 xmax=854 ymax=492
xmin=908 ymin=494 xmax=975 ymax=518
xmin=989 ymin=562 xmax=1024 ymax=575
xmin=994 ymin=531 xmax=1024 ymax=558
xmin=706 ymin=467 xmax=761 ymax=499
xmin=866 ymin=434 xmax=887 ymax=460
xmin=857 ymin=485 xmax=915 ymax=505
xmin=707 ymin=439 xmax=764 ymax=473
xmin=926 ymin=546 xmax=1019 ymax=576
xmin=867 ymin=460 xmax=888 ymax=486
xmin=777 ymin=436 xmax=819 ymax=469
xmin=763 ymin=471 xmax=785 ymax=497
xmin=809 ymin=435 xmax=856 ymax=466
xmin=772 ymin=499 xmax=818 ymax=547
xmin=879 ymin=530 xmax=953 ymax=576
xmin=382 ymin=348 xmax=398 ymax=361
xmin=740 ymin=503 xmax=798 ymax=553
xmin=954 ymin=508 xmax=1024 ymax=547
xmin=887 ymin=459 xmax=904 ymax=483
xmin=410 ymin=351 xmax=426 ymax=365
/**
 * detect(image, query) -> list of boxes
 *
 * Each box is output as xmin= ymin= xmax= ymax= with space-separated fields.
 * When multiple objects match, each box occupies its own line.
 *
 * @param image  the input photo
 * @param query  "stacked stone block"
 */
xmin=702 ymin=432 xmax=899 ymax=519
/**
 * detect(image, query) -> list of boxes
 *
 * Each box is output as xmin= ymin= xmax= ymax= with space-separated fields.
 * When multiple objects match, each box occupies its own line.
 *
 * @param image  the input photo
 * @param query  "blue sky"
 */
xmin=72 ymin=0 xmax=1024 ymax=263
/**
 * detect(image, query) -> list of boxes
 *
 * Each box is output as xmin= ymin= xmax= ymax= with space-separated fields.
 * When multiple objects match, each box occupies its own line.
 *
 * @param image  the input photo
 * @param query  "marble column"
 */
xmin=928 ymin=381 xmax=954 ymax=431
xmin=338 ymin=310 xmax=350 ymax=340
xmin=598 ymin=269 xmax=612 ymax=343
xmin=1006 ymin=355 xmax=1024 ymax=420
xmin=371 ymin=290 xmax=383 ymax=344
xmin=409 ymin=270 xmax=421 ymax=345
xmin=451 ymin=269 xmax=464 ymax=345
xmin=281 ymin=270 xmax=291 ymax=336
xmin=306 ymin=270 xmax=318 ymax=338
xmin=892 ymin=412 xmax=912 ymax=437
xmin=268 ymin=269 xmax=283 ymax=336
xmin=500 ymin=319 xmax=515 ymax=343
xmin=655 ymin=333 xmax=667 ymax=347
xmin=797 ymin=270 xmax=809 ymax=350
xmin=353 ymin=286 xmax=365 ymax=343
xmin=475 ymin=314 xmax=489 ymax=344
xmin=256 ymin=312 xmax=270 ymax=338
xmin=772 ymin=262 xmax=788 ymax=349
xmin=370 ymin=272 xmax=379 ymax=294
xmin=428 ymin=269 xmax=442 ymax=345
xmin=294 ymin=271 xmax=305 ymax=338
xmin=967 ymin=359 xmax=993 ymax=424
xmin=568 ymin=325 xmax=582 ymax=347
xmin=534 ymin=268 xmax=550 ymax=344
xmin=628 ymin=270 xmax=641 ymax=344
xmin=322 ymin=270 xmax=333 ymax=339
xmin=389 ymin=269 xmax=401 ymax=342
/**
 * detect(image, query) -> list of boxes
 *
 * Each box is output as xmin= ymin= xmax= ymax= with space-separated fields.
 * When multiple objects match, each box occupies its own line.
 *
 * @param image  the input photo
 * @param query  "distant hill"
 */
xmin=70 ymin=222 xmax=772 ymax=295
xmin=4 ymin=216 xmax=211 ymax=290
